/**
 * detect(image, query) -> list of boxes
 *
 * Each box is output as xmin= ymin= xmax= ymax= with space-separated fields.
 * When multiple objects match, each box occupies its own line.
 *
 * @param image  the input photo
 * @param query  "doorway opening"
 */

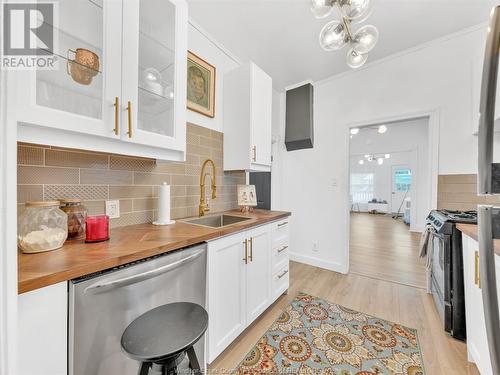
xmin=348 ymin=117 xmax=430 ymax=288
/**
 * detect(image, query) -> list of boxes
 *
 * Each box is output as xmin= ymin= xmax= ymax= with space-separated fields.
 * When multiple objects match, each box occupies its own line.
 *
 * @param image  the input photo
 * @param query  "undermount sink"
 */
xmin=183 ymin=214 xmax=251 ymax=228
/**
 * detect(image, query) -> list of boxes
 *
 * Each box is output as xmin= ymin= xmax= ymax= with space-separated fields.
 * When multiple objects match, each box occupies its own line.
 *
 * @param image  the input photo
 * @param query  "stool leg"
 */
xmin=150 ymin=363 xmax=164 ymax=375
xmin=186 ymin=346 xmax=201 ymax=373
xmin=138 ymin=362 xmax=151 ymax=375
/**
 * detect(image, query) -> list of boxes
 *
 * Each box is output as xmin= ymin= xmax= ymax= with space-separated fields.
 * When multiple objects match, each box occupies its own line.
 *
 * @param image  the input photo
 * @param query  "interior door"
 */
xmin=17 ymin=0 xmax=122 ymax=138
xmin=121 ymin=0 xmax=187 ymax=151
xmin=245 ymin=225 xmax=271 ymax=323
xmin=391 ymin=165 xmax=412 ymax=214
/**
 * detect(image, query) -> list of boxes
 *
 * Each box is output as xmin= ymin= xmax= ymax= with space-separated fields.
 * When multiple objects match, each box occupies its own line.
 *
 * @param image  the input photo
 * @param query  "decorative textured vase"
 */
xmin=67 ymin=48 xmax=100 ymax=85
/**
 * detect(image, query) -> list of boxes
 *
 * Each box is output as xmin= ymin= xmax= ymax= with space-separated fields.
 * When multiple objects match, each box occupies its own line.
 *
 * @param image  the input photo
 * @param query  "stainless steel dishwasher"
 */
xmin=69 ymin=244 xmax=207 ymax=375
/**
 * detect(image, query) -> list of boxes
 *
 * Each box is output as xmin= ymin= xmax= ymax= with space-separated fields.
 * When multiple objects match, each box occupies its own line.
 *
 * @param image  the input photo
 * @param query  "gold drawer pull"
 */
xmin=252 ymin=146 xmax=256 ymax=162
xmin=126 ymin=101 xmax=132 ymax=138
xmin=277 ymin=222 xmax=289 ymax=228
xmin=243 ymin=239 xmax=248 ymax=264
xmin=277 ymin=270 xmax=289 ymax=279
xmin=277 ymin=245 xmax=288 ymax=253
xmin=249 ymin=237 xmax=253 ymax=262
xmin=475 ymin=251 xmax=481 ymax=287
xmin=113 ymin=97 xmax=119 ymax=135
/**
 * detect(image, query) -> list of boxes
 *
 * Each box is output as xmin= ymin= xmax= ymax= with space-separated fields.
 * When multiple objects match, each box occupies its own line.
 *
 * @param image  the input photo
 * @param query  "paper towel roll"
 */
xmin=153 ymin=182 xmax=175 ymax=225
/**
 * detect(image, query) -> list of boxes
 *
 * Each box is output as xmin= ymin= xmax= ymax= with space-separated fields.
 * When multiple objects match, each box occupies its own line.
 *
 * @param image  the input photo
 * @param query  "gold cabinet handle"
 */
xmin=278 ymin=222 xmax=289 ymax=228
xmin=252 ymin=146 xmax=256 ymax=162
xmin=249 ymin=237 xmax=253 ymax=262
xmin=475 ymin=251 xmax=481 ymax=287
xmin=126 ymin=101 xmax=132 ymax=138
xmin=278 ymin=245 xmax=288 ymax=253
xmin=113 ymin=97 xmax=119 ymax=135
xmin=278 ymin=270 xmax=289 ymax=279
xmin=243 ymin=239 xmax=248 ymax=264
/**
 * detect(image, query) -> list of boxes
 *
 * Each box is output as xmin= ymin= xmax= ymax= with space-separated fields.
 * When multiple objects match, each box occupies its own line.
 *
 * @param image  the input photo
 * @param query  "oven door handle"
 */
xmin=84 ymin=248 xmax=204 ymax=294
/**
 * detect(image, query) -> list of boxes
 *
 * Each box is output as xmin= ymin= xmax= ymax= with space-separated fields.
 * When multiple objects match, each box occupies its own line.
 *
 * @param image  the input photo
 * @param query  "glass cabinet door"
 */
xmin=121 ymin=0 xmax=187 ymax=152
xmin=18 ymin=0 xmax=122 ymax=138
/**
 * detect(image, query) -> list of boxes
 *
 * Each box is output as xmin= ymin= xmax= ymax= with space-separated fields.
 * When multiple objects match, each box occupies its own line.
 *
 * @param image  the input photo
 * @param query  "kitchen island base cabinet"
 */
xmin=17 ymin=282 xmax=68 ymax=375
xmin=462 ymin=234 xmax=500 ymax=375
xmin=206 ymin=219 xmax=290 ymax=364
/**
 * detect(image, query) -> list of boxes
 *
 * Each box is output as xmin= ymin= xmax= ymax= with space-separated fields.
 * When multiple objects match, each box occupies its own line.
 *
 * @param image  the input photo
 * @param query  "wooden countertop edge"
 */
xmin=456 ymin=223 xmax=500 ymax=257
xmin=18 ymin=210 xmax=291 ymax=294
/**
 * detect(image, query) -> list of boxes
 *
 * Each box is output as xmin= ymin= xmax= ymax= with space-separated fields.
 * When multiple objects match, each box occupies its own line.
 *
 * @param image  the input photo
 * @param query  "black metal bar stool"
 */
xmin=121 ymin=302 xmax=208 ymax=375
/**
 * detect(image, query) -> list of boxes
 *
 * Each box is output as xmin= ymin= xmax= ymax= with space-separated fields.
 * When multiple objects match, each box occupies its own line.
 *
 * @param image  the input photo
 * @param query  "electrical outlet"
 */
xmin=312 ymin=242 xmax=319 ymax=252
xmin=105 ymin=200 xmax=120 ymax=219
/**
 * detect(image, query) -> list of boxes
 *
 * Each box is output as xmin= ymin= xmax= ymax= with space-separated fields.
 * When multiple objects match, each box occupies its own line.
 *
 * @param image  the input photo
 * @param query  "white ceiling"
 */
xmin=187 ymin=0 xmax=498 ymax=89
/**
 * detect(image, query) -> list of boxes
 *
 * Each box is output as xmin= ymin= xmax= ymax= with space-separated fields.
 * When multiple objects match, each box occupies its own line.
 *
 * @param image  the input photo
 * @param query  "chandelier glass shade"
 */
xmin=310 ymin=0 xmax=335 ymax=19
xmin=319 ymin=21 xmax=348 ymax=51
xmin=358 ymin=153 xmax=391 ymax=166
xmin=312 ymin=0 xmax=378 ymax=68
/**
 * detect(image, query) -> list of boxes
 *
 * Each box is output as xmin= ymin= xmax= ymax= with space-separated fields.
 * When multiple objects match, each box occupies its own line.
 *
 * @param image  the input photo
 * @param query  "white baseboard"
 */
xmin=289 ymin=252 xmax=347 ymax=274
xmin=410 ymin=224 xmax=425 ymax=233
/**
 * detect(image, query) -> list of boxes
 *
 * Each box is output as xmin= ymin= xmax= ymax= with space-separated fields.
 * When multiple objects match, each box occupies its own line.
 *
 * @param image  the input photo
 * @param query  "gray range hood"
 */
xmin=285 ymin=83 xmax=314 ymax=151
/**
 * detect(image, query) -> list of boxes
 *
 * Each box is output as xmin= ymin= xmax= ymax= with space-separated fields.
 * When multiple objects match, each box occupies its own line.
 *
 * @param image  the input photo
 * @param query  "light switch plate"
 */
xmin=105 ymin=200 xmax=120 ymax=219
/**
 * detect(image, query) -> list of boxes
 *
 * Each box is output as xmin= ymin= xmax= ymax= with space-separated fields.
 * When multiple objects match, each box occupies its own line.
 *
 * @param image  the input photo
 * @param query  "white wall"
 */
xmin=187 ymin=21 xmax=240 ymax=132
xmin=349 ymin=118 xmax=429 ymax=231
xmin=276 ymin=25 xmax=492 ymax=273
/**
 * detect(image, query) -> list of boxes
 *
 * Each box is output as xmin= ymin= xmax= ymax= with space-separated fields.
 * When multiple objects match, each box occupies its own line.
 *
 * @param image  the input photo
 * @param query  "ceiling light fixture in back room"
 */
xmin=311 ymin=0 xmax=378 ymax=68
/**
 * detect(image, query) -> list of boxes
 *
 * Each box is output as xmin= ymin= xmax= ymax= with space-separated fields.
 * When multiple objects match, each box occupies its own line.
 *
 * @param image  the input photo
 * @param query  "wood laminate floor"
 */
xmin=350 ymin=213 xmax=427 ymax=289
xmin=209 ymin=261 xmax=480 ymax=375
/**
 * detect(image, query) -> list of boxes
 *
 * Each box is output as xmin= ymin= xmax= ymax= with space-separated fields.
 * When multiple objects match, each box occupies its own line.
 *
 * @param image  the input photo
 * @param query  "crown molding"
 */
xmin=188 ymin=17 xmax=243 ymax=65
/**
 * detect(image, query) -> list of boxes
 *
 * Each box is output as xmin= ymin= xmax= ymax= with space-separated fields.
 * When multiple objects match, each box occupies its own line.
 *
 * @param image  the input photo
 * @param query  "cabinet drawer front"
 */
xmin=272 ymin=219 xmax=290 ymax=246
xmin=273 ymin=264 xmax=289 ymax=299
xmin=272 ymin=242 xmax=289 ymax=272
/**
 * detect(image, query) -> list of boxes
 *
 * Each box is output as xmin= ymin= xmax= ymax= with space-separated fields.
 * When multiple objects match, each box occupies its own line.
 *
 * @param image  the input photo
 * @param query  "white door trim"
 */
xmin=345 ymin=109 xmax=440 ymax=272
xmin=0 ymin=66 xmax=18 ymax=373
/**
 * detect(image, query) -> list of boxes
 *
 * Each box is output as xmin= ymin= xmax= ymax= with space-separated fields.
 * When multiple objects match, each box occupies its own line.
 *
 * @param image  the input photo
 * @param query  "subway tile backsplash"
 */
xmin=17 ymin=123 xmax=245 ymax=228
xmin=437 ymin=174 xmax=500 ymax=211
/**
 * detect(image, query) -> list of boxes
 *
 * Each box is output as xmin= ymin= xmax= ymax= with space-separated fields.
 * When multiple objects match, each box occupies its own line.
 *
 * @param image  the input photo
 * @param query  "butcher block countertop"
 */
xmin=18 ymin=209 xmax=291 ymax=294
xmin=457 ymin=223 xmax=500 ymax=257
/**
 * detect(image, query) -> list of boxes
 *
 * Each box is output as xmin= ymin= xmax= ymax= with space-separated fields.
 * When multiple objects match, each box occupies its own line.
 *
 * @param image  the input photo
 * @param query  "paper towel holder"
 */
xmin=153 ymin=182 xmax=176 ymax=226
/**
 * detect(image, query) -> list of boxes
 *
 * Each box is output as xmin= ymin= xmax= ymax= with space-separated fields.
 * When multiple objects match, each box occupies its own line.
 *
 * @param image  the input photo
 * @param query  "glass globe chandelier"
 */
xmin=311 ymin=0 xmax=378 ymax=68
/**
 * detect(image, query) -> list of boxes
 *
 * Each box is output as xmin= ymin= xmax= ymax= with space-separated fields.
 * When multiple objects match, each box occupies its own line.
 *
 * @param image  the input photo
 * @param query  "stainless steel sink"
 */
xmin=183 ymin=214 xmax=251 ymax=228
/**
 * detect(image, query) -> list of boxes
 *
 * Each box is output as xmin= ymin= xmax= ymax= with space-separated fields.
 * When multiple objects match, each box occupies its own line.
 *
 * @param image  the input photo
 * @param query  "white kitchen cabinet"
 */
xmin=121 ymin=0 xmax=187 ymax=152
xmin=462 ymin=234 xmax=500 ymax=375
xmin=15 ymin=0 xmax=187 ymax=161
xmin=271 ymin=219 xmax=290 ymax=299
xmin=245 ymin=225 xmax=271 ymax=323
xmin=18 ymin=282 xmax=68 ymax=375
xmin=223 ymin=62 xmax=272 ymax=171
xmin=206 ymin=231 xmax=247 ymax=363
xmin=207 ymin=219 xmax=290 ymax=363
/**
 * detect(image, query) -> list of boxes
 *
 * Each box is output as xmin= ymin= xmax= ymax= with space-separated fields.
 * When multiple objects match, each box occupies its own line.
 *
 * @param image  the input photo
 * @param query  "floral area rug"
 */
xmin=234 ymin=293 xmax=425 ymax=375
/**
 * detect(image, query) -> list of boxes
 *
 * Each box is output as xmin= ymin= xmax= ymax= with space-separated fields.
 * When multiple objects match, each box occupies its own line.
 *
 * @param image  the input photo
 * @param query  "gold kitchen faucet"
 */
xmin=199 ymin=159 xmax=217 ymax=217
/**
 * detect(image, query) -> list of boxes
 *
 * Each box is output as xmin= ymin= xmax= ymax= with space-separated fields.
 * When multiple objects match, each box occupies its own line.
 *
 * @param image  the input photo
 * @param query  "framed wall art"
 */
xmin=187 ymin=51 xmax=216 ymax=118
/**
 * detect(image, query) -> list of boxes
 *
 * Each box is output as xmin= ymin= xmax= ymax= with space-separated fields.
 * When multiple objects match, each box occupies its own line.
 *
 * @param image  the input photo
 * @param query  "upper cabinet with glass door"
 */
xmin=16 ymin=0 xmax=122 ymax=139
xmin=15 ymin=0 xmax=188 ymax=161
xmin=121 ymin=0 xmax=187 ymax=152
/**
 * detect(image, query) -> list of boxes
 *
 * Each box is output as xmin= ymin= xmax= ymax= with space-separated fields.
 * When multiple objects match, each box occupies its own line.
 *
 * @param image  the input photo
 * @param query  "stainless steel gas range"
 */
xmin=425 ymin=209 xmax=477 ymax=341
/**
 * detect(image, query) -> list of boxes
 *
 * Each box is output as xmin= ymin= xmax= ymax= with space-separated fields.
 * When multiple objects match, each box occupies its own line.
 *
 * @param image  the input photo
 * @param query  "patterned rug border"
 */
xmin=232 ymin=291 xmax=427 ymax=375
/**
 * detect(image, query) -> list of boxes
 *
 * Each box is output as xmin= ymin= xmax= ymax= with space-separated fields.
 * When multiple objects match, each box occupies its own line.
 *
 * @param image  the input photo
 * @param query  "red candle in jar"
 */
xmin=85 ymin=215 xmax=109 ymax=243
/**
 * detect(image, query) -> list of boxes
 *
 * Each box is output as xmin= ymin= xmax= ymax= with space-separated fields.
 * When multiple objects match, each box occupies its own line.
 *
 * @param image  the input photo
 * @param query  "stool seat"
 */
xmin=121 ymin=302 xmax=208 ymax=363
